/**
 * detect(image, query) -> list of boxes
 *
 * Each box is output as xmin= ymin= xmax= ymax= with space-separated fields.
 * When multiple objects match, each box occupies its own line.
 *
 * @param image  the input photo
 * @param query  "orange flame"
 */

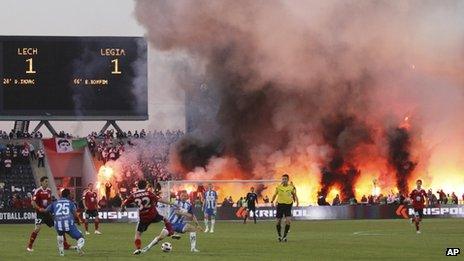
xmin=96 ymin=165 xmax=115 ymax=197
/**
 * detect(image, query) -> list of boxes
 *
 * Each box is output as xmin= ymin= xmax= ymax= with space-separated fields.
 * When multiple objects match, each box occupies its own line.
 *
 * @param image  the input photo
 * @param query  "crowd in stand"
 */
xmin=0 ymin=130 xmax=44 ymax=139
xmin=0 ymin=141 xmax=43 ymax=209
xmin=87 ymin=129 xmax=184 ymax=201
xmin=319 ymin=190 xmax=464 ymax=206
xmin=0 ymin=142 xmax=41 ymax=172
xmin=0 ymin=129 xmax=77 ymax=140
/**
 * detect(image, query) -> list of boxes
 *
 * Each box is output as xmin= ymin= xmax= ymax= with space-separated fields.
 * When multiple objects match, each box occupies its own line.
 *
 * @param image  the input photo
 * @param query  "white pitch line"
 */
xmin=352 ymin=231 xmax=386 ymax=236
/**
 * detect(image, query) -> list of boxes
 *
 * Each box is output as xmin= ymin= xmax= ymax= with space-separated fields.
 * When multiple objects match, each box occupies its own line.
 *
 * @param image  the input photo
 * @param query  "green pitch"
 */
xmin=0 ymin=219 xmax=462 ymax=260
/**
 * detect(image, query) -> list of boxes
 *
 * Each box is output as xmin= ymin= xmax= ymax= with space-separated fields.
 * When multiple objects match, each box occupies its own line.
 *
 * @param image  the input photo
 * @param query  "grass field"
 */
xmin=0 ymin=219 xmax=462 ymax=260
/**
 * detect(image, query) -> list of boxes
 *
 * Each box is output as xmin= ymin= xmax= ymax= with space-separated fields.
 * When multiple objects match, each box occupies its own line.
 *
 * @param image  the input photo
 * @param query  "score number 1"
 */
xmin=111 ymin=59 xmax=121 ymax=74
xmin=26 ymin=58 xmax=36 ymax=74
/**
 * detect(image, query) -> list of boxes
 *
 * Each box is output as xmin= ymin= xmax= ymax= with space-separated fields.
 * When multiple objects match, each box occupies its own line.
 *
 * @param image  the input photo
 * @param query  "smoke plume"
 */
xmin=134 ymin=0 xmax=464 ymax=201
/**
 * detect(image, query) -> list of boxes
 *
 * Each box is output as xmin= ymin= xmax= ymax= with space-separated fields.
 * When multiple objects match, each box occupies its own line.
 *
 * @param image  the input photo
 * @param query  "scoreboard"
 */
xmin=0 ymin=36 xmax=147 ymax=120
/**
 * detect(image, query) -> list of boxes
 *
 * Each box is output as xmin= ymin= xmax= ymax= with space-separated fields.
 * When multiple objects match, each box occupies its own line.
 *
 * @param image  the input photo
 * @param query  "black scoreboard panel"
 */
xmin=0 ymin=36 xmax=147 ymax=120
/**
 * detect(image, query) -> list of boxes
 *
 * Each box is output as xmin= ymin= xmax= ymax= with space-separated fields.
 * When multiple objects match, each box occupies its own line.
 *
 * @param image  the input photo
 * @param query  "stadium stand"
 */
xmin=0 ymin=142 xmax=38 ymax=209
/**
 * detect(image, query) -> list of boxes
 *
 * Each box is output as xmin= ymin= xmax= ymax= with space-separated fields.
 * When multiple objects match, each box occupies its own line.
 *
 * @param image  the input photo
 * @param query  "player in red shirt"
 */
xmin=409 ymin=179 xmax=427 ymax=234
xmin=82 ymin=183 xmax=101 ymax=235
xmin=121 ymin=180 xmax=175 ymax=255
xmin=27 ymin=176 xmax=71 ymax=251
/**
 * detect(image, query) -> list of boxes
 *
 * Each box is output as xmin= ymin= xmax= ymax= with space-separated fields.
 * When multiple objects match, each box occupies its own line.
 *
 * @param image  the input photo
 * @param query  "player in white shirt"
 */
xmin=141 ymin=191 xmax=202 ymax=253
xmin=203 ymin=184 xmax=218 ymax=233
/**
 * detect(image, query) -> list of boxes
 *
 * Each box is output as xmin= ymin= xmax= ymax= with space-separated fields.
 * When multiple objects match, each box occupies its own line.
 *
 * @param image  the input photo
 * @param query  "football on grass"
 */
xmin=161 ymin=242 xmax=172 ymax=252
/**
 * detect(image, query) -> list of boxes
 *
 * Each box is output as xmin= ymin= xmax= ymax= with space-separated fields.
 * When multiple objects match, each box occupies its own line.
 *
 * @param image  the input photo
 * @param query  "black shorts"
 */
xmin=247 ymin=205 xmax=256 ymax=212
xmin=413 ymin=208 xmax=423 ymax=219
xmin=276 ymin=203 xmax=292 ymax=218
xmin=35 ymin=211 xmax=54 ymax=227
xmin=85 ymin=209 xmax=99 ymax=219
xmin=136 ymin=213 xmax=165 ymax=233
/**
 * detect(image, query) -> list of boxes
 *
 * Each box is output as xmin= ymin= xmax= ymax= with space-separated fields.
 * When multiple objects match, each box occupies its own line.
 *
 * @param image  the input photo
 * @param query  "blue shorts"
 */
xmin=172 ymin=222 xmax=187 ymax=233
xmin=204 ymin=208 xmax=216 ymax=216
xmin=56 ymin=225 xmax=83 ymax=240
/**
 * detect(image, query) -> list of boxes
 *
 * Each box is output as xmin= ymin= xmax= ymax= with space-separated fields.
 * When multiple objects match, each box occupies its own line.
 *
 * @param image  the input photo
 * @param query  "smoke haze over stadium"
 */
xmin=134 ymin=0 xmax=464 ymax=201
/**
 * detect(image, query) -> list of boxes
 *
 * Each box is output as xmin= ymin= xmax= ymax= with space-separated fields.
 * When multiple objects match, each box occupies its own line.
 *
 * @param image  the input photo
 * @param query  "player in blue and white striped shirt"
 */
xmin=203 ymin=184 xmax=217 ymax=233
xmin=142 ymin=191 xmax=202 ymax=253
xmin=44 ymin=189 xmax=85 ymax=256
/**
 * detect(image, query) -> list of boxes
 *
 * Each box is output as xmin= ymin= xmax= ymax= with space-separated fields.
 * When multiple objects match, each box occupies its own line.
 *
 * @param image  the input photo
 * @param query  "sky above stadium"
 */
xmin=0 ymin=0 xmax=185 ymax=136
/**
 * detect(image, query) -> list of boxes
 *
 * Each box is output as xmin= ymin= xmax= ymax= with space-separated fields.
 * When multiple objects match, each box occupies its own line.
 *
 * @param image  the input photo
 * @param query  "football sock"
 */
xmin=57 ymin=235 xmax=64 ymax=254
xmin=84 ymin=222 xmax=88 ymax=231
xmin=95 ymin=220 xmax=99 ymax=230
xmin=63 ymin=234 xmax=70 ymax=248
xmin=204 ymin=219 xmax=209 ymax=230
xmin=77 ymin=238 xmax=85 ymax=249
xmin=163 ymin=219 xmax=173 ymax=234
xmin=211 ymin=219 xmax=215 ymax=230
xmin=189 ymin=232 xmax=197 ymax=250
xmin=135 ymin=239 xmax=141 ymax=249
xmin=284 ymin=225 xmax=290 ymax=237
xmin=28 ymin=231 xmax=38 ymax=248
xmin=276 ymin=224 xmax=282 ymax=237
xmin=147 ymin=236 xmax=160 ymax=250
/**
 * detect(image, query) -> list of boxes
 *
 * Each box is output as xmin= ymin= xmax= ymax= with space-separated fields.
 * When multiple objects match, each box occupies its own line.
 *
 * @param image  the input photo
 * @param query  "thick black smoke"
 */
xmin=387 ymin=127 xmax=417 ymax=194
xmin=176 ymin=137 xmax=224 ymax=172
xmin=177 ymin=46 xmax=301 ymax=176
xmin=319 ymin=114 xmax=373 ymax=200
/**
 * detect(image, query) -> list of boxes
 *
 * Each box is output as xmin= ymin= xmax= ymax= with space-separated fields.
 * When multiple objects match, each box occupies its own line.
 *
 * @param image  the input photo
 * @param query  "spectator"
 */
xmin=378 ymin=194 xmax=387 ymax=205
xmin=317 ymin=192 xmax=329 ymax=206
xmin=112 ymin=193 xmax=122 ymax=209
xmin=4 ymin=157 xmax=12 ymax=177
xmin=349 ymin=197 xmax=358 ymax=205
xmin=427 ymin=190 xmax=438 ymax=206
xmin=332 ymin=194 xmax=341 ymax=206
xmin=28 ymin=142 xmax=36 ymax=160
xmin=236 ymin=197 xmax=243 ymax=208
xmin=368 ymin=195 xmax=374 ymax=205
xmin=437 ymin=190 xmax=447 ymax=204
xmin=37 ymin=148 xmax=45 ymax=167
xmin=98 ymin=196 xmax=107 ymax=209
xmin=263 ymin=195 xmax=269 ymax=204
xmin=102 ymin=149 xmax=108 ymax=164
xmin=12 ymin=146 xmax=18 ymax=161
xmin=361 ymin=195 xmax=368 ymax=204
xmin=221 ymin=197 xmax=230 ymax=207
xmin=451 ymin=192 xmax=458 ymax=205
xmin=22 ymin=193 xmax=32 ymax=209
xmin=12 ymin=194 xmax=22 ymax=209
xmin=387 ymin=194 xmax=395 ymax=205
xmin=33 ymin=131 xmax=43 ymax=139
xmin=105 ymin=182 xmax=112 ymax=200
xmin=21 ymin=147 xmax=29 ymax=163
